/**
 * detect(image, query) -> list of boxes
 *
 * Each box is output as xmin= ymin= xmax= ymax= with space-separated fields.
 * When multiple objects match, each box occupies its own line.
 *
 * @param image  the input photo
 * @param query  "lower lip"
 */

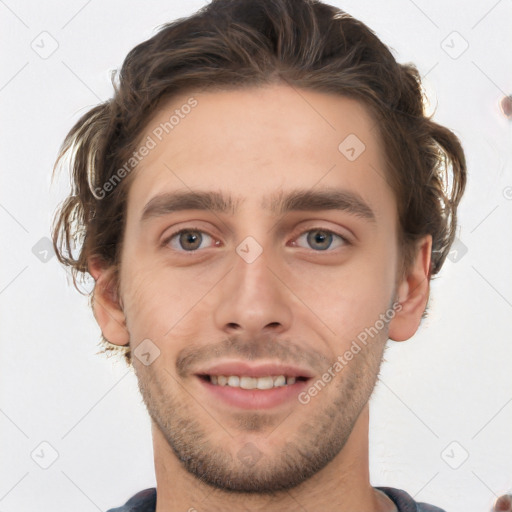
xmin=196 ymin=376 xmax=310 ymax=410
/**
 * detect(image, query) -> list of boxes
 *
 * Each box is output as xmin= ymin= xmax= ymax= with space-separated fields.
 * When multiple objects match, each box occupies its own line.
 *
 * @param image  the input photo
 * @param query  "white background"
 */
xmin=1 ymin=1 xmax=511 ymax=511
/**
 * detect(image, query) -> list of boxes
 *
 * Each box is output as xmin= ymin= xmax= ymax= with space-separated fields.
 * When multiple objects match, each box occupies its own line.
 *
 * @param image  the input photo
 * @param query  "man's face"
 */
xmin=117 ymin=84 xmax=402 ymax=493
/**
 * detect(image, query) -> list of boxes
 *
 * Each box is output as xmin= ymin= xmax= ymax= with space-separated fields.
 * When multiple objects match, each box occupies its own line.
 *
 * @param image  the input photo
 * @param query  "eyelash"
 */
xmin=161 ymin=226 xmax=351 ymax=253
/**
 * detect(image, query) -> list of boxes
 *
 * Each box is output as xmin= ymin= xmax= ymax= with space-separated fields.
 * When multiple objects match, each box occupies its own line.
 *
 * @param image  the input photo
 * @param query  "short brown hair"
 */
xmin=51 ymin=0 xmax=467 ymax=366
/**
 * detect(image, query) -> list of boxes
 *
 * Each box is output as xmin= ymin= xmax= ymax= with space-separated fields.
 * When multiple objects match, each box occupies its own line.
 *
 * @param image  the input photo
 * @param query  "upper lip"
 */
xmin=194 ymin=361 xmax=314 ymax=379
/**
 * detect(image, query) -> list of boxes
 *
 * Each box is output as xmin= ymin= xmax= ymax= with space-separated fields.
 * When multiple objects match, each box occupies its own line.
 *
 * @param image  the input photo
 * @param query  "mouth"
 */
xmin=197 ymin=374 xmax=309 ymax=389
xmin=194 ymin=362 xmax=314 ymax=410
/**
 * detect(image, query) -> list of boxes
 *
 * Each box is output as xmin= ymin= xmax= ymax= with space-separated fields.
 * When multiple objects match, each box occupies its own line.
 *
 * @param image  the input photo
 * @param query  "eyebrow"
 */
xmin=140 ymin=188 xmax=376 ymax=224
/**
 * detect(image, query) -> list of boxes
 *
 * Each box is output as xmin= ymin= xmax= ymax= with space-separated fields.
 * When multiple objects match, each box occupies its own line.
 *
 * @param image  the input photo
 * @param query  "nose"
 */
xmin=213 ymin=243 xmax=293 ymax=337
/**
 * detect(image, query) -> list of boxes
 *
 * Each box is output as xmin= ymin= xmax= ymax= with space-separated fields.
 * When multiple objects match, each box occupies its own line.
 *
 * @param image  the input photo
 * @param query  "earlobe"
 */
xmin=388 ymin=235 xmax=432 ymax=342
xmin=88 ymin=255 xmax=130 ymax=346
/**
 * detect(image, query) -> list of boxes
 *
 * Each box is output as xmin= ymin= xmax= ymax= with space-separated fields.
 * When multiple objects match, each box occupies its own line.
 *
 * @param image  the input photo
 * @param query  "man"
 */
xmin=51 ymin=0 xmax=507 ymax=510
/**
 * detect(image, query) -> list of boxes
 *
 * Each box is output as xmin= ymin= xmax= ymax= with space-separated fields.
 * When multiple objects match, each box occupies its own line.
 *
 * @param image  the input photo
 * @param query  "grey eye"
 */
xmin=168 ymin=230 xmax=213 ymax=251
xmin=295 ymin=229 xmax=346 ymax=251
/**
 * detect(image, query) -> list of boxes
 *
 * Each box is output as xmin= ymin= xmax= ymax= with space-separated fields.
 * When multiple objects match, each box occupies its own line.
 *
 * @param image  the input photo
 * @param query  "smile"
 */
xmin=200 ymin=374 xmax=307 ymax=389
xmin=196 ymin=374 xmax=312 ymax=410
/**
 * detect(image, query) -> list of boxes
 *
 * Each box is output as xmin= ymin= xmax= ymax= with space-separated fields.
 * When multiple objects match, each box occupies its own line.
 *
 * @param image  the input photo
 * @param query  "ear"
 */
xmin=388 ymin=235 xmax=432 ymax=342
xmin=88 ymin=255 xmax=129 ymax=346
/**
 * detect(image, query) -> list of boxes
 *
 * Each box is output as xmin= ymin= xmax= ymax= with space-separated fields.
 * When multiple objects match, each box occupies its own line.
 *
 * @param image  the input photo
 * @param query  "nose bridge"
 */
xmin=213 ymin=236 xmax=292 ymax=333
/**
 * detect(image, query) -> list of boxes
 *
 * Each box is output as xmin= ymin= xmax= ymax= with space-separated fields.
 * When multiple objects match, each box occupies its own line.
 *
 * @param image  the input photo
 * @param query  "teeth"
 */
xmin=255 ymin=376 xmax=274 ymax=389
xmin=208 ymin=375 xmax=299 ymax=388
xmin=240 ymin=376 xmax=257 ymax=389
xmin=227 ymin=376 xmax=240 ymax=387
xmin=273 ymin=375 xmax=286 ymax=387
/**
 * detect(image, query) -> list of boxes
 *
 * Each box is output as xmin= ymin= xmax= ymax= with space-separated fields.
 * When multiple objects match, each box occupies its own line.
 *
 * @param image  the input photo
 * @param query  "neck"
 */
xmin=153 ymin=405 xmax=396 ymax=512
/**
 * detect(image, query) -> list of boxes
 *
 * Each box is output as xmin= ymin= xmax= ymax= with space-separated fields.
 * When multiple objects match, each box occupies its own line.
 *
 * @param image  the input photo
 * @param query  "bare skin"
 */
xmin=90 ymin=84 xmax=432 ymax=512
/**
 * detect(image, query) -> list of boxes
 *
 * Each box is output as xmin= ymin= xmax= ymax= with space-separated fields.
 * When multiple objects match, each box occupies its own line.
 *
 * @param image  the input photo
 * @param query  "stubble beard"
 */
xmin=134 ymin=333 xmax=387 ymax=495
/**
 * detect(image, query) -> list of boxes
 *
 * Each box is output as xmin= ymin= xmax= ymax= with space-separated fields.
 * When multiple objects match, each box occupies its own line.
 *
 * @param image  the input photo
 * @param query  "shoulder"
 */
xmin=375 ymin=486 xmax=447 ymax=512
xmin=105 ymin=488 xmax=157 ymax=512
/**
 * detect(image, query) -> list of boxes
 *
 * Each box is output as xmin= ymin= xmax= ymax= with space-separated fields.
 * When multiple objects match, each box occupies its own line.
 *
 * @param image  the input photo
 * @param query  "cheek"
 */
xmin=120 ymin=256 xmax=224 ymax=341
xmin=287 ymin=245 xmax=397 ymax=341
xmin=120 ymin=262 xmax=171 ymax=339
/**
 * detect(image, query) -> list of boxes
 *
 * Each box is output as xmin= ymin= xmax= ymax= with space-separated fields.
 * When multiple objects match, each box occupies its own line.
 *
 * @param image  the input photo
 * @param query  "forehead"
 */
xmin=125 ymin=83 xmax=394 ymax=223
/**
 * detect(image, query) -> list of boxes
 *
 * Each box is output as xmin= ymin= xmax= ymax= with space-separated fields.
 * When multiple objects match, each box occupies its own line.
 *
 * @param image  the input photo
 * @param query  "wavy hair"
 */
xmin=52 ymin=0 xmax=467 ymax=366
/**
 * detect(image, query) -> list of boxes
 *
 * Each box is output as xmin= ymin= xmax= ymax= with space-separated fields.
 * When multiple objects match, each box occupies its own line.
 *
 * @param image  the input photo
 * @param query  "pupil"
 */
xmin=307 ymin=230 xmax=332 ymax=250
xmin=180 ymin=231 xmax=201 ymax=250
